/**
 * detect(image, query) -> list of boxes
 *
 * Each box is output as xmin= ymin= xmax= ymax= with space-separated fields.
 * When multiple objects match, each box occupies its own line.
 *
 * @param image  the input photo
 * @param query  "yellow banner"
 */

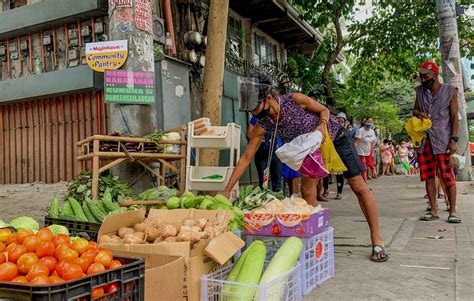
xmin=85 ymin=40 xmax=128 ymax=72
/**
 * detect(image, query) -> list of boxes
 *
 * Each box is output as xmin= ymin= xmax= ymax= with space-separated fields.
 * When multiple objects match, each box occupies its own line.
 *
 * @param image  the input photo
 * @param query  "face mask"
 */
xmin=364 ymin=123 xmax=373 ymax=129
xmin=422 ymin=78 xmax=435 ymax=90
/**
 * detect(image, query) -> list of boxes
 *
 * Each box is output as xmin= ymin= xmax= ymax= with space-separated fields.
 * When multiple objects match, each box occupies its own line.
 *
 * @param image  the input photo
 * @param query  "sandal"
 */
xmin=448 ymin=215 xmax=462 ymax=224
xmin=317 ymin=196 xmax=329 ymax=202
xmin=370 ymin=245 xmax=389 ymax=262
xmin=420 ymin=212 xmax=440 ymax=221
xmin=334 ymin=194 xmax=342 ymax=200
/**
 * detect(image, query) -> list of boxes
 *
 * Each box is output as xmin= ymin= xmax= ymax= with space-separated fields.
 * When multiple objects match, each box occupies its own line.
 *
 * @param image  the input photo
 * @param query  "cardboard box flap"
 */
xmin=98 ymin=208 xmax=146 ymax=238
xmin=148 ymin=209 xmax=233 ymax=228
xmin=205 ymin=232 xmax=244 ymax=265
xmin=102 ymin=241 xmax=193 ymax=261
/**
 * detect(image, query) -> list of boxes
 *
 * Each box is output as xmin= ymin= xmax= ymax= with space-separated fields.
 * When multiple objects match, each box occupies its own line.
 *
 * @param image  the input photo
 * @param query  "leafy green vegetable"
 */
xmin=9 ymin=216 xmax=39 ymax=232
xmin=0 ymin=219 xmax=8 ymax=228
xmin=47 ymin=224 xmax=69 ymax=236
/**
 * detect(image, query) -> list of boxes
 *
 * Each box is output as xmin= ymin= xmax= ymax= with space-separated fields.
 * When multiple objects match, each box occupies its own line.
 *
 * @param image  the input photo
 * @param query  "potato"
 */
xmin=98 ymin=235 xmax=114 ymax=244
xmin=181 ymin=218 xmax=197 ymax=227
xmin=123 ymin=233 xmax=144 ymax=244
xmin=177 ymin=231 xmax=192 ymax=242
xmin=154 ymin=236 xmax=164 ymax=243
xmin=134 ymin=223 xmax=149 ymax=233
xmin=118 ymin=227 xmax=135 ymax=238
xmin=164 ymin=236 xmax=178 ymax=242
xmin=134 ymin=231 xmax=145 ymax=241
xmin=145 ymin=227 xmax=160 ymax=242
xmin=144 ymin=218 xmax=159 ymax=228
xmin=158 ymin=223 xmax=178 ymax=238
xmin=196 ymin=218 xmax=208 ymax=230
xmin=190 ymin=226 xmax=202 ymax=233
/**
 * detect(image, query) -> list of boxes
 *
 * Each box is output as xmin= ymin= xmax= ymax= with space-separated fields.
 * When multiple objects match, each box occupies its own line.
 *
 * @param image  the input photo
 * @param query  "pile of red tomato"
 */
xmin=0 ymin=227 xmax=122 ymax=285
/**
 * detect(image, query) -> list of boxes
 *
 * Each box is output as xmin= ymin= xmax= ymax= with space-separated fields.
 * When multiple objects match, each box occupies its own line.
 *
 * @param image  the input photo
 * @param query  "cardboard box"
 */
xmin=98 ymin=208 xmax=244 ymax=301
xmin=112 ymin=250 xmax=185 ymax=301
xmin=243 ymin=208 xmax=329 ymax=238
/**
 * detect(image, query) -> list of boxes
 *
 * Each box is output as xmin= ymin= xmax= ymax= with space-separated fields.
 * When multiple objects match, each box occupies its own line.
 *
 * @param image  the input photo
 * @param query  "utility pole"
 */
xmin=200 ymin=0 xmax=229 ymax=166
xmin=436 ymin=0 xmax=472 ymax=181
xmin=108 ymin=0 xmax=157 ymax=192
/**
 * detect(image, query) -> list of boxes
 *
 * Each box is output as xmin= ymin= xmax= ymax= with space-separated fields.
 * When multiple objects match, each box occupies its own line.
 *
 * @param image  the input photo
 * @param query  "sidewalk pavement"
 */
xmin=305 ymin=175 xmax=474 ymax=301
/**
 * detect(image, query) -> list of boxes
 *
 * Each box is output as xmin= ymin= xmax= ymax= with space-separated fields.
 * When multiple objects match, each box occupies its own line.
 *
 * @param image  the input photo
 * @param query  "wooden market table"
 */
xmin=77 ymin=127 xmax=187 ymax=201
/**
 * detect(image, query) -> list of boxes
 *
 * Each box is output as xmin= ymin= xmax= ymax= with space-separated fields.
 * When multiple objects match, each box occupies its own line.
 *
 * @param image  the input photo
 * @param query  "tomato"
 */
xmin=23 ymin=236 xmax=39 ymax=253
xmin=52 ymin=234 xmax=70 ymax=247
xmin=0 ymin=242 xmax=5 ymax=252
xmin=30 ymin=274 xmax=51 ymax=285
xmin=87 ymin=262 xmax=105 ymax=275
xmin=0 ymin=252 xmax=6 ymax=265
xmin=109 ymin=260 xmax=122 ymax=269
xmin=36 ymin=240 xmax=55 ymax=258
xmin=48 ymin=275 xmax=65 ymax=283
xmin=80 ymin=251 xmax=96 ymax=266
xmin=91 ymin=287 xmax=105 ymax=298
xmin=26 ymin=263 xmax=49 ymax=280
xmin=73 ymin=257 xmax=90 ymax=273
xmin=15 ymin=229 xmax=34 ymax=245
xmin=36 ymin=228 xmax=53 ymax=242
xmin=8 ymin=244 xmax=27 ymax=264
xmin=94 ymin=251 xmax=112 ymax=268
xmin=6 ymin=232 xmax=18 ymax=245
xmin=0 ymin=228 xmax=13 ymax=243
xmin=98 ymin=248 xmax=113 ymax=258
xmin=55 ymin=260 xmax=70 ymax=277
xmin=39 ymin=256 xmax=57 ymax=274
xmin=71 ymin=238 xmax=89 ymax=255
xmin=62 ymin=263 xmax=83 ymax=281
xmin=54 ymin=243 xmax=69 ymax=260
xmin=106 ymin=282 xmax=119 ymax=294
xmin=11 ymin=275 xmax=29 ymax=283
xmin=87 ymin=241 xmax=99 ymax=251
xmin=5 ymin=242 xmax=17 ymax=253
xmin=17 ymin=252 xmax=39 ymax=274
xmin=0 ymin=262 xmax=18 ymax=281
xmin=61 ymin=248 xmax=79 ymax=263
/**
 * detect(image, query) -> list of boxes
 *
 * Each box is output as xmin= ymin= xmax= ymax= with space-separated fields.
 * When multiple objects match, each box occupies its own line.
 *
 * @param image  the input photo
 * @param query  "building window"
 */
xmin=227 ymin=16 xmax=243 ymax=58
xmin=253 ymin=33 xmax=277 ymax=67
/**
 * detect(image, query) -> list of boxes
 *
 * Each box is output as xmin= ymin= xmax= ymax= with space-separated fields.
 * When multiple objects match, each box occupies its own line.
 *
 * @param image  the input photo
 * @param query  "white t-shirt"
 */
xmin=355 ymin=127 xmax=376 ymax=156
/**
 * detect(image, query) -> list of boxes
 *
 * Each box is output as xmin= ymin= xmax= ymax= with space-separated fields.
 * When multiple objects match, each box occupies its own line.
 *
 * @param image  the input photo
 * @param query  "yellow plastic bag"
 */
xmin=320 ymin=128 xmax=347 ymax=173
xmin=405 ymin=117 xmax=432 ymax=148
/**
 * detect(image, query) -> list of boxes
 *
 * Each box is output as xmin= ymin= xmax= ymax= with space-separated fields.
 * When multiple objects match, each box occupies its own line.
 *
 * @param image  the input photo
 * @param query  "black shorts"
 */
xmin=333 ymin=128 xmax=365 ymax=179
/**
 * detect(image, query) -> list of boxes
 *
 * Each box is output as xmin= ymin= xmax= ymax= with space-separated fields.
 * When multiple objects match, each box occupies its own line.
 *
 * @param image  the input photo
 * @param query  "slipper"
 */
xmin=420 ymin=212 xmax=440 ymax=221
xmin=423 ymin=194 xmax=429 ymax=199
xmin=370 ymin=245 xmax=389 ymax=263
xmin=317 ymin=196 xmax=329 ymax=202
xmin=448 ymin=215 xmax=462 ymax=224
xmin=437 ymin=194 xmax=445 ymax=199
xmin=334 ymin=195 xmax=342 ymax=200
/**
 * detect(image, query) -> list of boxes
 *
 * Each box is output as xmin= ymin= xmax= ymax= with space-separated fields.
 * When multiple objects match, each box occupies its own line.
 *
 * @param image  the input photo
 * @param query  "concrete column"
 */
xmin=436 ymin=0 xmax=472 ymax=181
xmin=200 ymin=0 xmax=229 ymax=166
xmin=108 ymin=0 xmax=157 ymax=192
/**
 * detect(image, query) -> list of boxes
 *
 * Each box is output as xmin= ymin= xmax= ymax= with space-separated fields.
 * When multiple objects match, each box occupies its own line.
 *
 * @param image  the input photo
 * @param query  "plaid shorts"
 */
xmin=418 ymin=139 xmax=455 ymax=187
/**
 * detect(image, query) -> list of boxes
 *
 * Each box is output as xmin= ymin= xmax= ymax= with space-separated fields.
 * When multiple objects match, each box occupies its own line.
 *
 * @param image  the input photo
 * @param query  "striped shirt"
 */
xmin=416 ymin=84 xmax=455 ymax=155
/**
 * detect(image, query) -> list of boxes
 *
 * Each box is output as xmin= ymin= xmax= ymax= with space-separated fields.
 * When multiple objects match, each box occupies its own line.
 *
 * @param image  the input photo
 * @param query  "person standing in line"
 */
xmin=371 ymin=128 xmax=381 ymax=178
xmin=354 ymin=117 xmax=377 ymax=182
xmin=414 ymin=61 xmax=460 ymax=223
xmin=389 ymin=140 xmax=396 ymax=175
xmin=380 ymin=139 xmax=393 ymax=176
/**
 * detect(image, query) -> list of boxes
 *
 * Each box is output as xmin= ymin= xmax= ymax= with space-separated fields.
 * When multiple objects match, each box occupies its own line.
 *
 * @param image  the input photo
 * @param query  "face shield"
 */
xmin=238 ymin=76 xmax=273 ymax=112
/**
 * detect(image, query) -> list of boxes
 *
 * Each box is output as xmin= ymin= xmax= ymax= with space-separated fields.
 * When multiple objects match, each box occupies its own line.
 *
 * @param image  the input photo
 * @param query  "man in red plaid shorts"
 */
xmin=413 ymin=61 xmax=461 ymax=223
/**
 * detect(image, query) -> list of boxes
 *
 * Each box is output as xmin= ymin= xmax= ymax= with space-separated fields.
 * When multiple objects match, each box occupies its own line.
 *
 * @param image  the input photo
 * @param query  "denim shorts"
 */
xmin=333 ymin=128 xmax=365 ymax=179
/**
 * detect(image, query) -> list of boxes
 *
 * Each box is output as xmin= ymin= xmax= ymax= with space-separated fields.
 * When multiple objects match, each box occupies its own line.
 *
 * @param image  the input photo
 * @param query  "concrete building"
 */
xmin=0 ymin=0 xmax=325 ymax=185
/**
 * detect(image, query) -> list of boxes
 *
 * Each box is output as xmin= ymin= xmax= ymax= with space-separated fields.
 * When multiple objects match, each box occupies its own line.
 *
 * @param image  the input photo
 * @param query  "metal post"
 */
xmin=436 ymin=0 xmax=472 ymax=181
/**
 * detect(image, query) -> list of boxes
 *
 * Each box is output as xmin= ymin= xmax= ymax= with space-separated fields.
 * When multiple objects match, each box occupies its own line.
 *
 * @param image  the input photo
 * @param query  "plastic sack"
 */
xmin=450 ymin=154 xmax=466 ymax=169
xmin=275 ymin=131 xmax=323 ymax=171
xmin=402 ymin=161 xmax=410 ymax=172
xmin=299 ymin=150 xmax=330 ymax=179
xmin=319 ymin=128 xmax=347 ymax=173
xmin=281 ymin=164 xmax=301 ymax=179
xmin=405 ymin=117 xmax=432 ymax=148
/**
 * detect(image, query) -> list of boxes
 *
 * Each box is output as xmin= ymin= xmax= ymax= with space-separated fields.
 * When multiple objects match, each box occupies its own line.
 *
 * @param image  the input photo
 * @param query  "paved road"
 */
xmin=305 ymin=175 xmax=474 ymax=301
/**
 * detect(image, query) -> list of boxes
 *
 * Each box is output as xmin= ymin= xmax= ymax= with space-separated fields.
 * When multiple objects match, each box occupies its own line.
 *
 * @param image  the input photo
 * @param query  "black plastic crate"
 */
xmin=45 ymin=216 xmax=101 ymax=241
xmin=0 ymin=256 xmax=145 ymax=301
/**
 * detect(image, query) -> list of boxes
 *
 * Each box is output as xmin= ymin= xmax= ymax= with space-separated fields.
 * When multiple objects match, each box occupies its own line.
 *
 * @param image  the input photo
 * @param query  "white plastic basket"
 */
xmin=188 ymin=122 xmax=241 ymax=149
xmin=186 ymin=166 xmax=237 ymax=191
xmin=246 ymin=227 xmax=334 ymax=295
xmin=201 ymin=262 xmax=302 ymax=301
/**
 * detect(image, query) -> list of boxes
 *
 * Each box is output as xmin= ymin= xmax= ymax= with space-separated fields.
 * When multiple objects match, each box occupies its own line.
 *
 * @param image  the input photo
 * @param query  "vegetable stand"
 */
xmin=77 ymin=127 xmax=187 ymax=201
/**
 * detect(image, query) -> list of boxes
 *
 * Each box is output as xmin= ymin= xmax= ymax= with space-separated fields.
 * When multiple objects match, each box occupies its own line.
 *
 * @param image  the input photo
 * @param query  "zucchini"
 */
xmin=68 ymin=198 xmax=88 ymax=222
xmin=48 ymin=196 xmax=59 ymax=218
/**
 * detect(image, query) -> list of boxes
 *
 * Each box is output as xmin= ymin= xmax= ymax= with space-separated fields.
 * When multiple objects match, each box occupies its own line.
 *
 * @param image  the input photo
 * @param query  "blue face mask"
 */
xmin=365 ymin=123 xmax=374 ymax=129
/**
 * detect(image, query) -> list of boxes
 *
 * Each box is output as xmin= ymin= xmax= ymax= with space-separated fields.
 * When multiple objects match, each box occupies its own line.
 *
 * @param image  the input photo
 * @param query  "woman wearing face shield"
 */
xmin=222 ymin=76 xmax=388 ymax=262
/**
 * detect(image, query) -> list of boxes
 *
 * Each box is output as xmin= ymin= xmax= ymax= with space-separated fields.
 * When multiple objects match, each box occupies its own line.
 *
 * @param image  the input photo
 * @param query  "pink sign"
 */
xmin=135 ymin=0 xmax=153 ymax=34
